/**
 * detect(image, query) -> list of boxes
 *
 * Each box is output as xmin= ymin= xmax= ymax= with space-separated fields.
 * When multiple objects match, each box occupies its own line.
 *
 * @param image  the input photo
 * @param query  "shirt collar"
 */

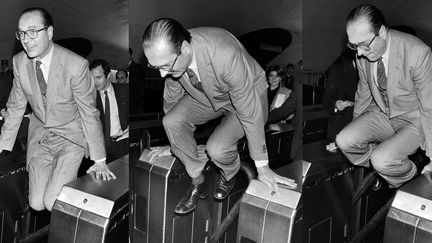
xmin=100 ymin=81 xmax=113 ymax=93
xmin=34 ymin=44 xmax=54 ymax=69
xmin=382 ymin=33 xmax=391 ymax=61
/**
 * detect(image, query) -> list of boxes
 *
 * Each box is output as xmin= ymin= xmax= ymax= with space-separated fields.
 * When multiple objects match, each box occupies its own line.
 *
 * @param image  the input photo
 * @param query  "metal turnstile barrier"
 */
xmin=48 ymin=155 xmax=129 ymax=243
xmin=384 ymin=174 xmax=432 ymax=243
xmin=236 ymin=160 xmax=307 ymax=243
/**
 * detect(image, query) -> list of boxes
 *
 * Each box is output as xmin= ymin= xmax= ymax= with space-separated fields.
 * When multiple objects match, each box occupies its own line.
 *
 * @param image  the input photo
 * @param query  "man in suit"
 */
xmin=322 ymin=49 xmax=358 ymax=149
xmin=336 ymin=4 xmax=432 ymax=188
xmin=0 ymin=7 xmax=115 ymax=212
xmin=143 ymin=18 xmax=296 ymax=214
xmin=90 ymin=59 xmax=129 ymax=162
xmin=0 ymin=60 xmax=13 ymax=110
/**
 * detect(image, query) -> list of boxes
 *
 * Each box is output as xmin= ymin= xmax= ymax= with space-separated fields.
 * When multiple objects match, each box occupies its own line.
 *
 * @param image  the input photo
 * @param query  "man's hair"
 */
xmin=142 ymin=18 xmax=192 ymax=54
xmin=286 ymin=63 xmax=294 ymax=69
xmin=116 ymin=69 xmax=128 ymax=78
xmin=20 ymin=7 xmax=53 ymax=27
xmin=266 ymin=64 xmax=285 ymax=80
xmin=346 ymin=4 xmax=388 ymax=34
xmin=90 ymin=59 xmax=111 ymax=78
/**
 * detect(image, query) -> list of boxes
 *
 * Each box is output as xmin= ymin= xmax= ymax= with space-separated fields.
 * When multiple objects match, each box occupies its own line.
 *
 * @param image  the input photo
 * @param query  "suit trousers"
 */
xmin=163 ymin=95 xmax=247 ymax=180
xmin=28 ymin=132 xmax=85 ymax=211
xmin=335 ymin=110 xmax=419 ymax=188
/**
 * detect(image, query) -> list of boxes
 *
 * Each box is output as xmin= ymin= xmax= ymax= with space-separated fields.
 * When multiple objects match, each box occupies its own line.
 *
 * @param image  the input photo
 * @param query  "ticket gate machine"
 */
xmin=48 ymin=156 xmax=129 ymax=243
xmin=384 ymin=174 xmax=432 ymax=243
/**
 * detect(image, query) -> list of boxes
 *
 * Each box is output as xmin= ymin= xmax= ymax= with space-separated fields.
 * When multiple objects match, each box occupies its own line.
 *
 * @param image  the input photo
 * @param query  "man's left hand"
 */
xmin=87 ymin=161 xmax=117 ymax=180
xmin=256 ymin=165 xmax=297 ymax=195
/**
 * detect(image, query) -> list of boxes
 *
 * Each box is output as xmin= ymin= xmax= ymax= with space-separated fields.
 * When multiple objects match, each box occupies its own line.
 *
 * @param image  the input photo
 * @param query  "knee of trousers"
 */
xmin=42 ymin=192 xmax=57 ymax=212
xmin=29 ymin=195 xmax=45 ymax=211
xmin=335 ymin=130 xmax=357 ymax=152
xmin=370 ymin=148 xmax=394 ymax=173
xmin=206 ymin=141 xmax=236 ymax=164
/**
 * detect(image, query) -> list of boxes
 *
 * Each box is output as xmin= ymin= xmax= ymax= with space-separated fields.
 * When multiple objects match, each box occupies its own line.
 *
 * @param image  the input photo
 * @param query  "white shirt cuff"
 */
xmin=94 ymin=158 xmax=106 ymax=163
xmin=255 ymin=159 xmax=269 ymax=167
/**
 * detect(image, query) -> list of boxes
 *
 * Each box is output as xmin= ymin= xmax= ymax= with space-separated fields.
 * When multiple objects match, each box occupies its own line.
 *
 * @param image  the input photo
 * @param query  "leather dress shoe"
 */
xmin=214 ymin=174 xmax=235 ymax=200
xmin=408 ymin=149 xmax=430 ymax=175
xmin=174 ymin=181 xmax=209 ymax=214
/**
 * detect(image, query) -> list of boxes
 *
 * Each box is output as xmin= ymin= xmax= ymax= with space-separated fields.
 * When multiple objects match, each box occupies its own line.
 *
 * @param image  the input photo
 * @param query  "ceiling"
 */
xmin=0 ymin=0 xmax=128 ymax=69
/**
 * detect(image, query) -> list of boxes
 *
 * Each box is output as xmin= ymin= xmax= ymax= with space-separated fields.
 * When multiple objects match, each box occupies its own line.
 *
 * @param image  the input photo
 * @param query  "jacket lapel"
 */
xmin=386 ymin=30 xmax=402 ymax=110
xmin=191 ymin=37 xmax=214 ymax=106
xmin=26 ymin=60 xmax=45 ymax=118
xmin=45 ymin=45 xmax=63 ymax=118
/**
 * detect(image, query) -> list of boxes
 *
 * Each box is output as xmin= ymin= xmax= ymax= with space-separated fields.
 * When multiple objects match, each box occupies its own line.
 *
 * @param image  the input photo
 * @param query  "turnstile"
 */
xmin=130 ymin=149 xmax=251 ymax=243
xmin=236 ymin=161 xmax=306 ymax=243
xmin=384 ymin=174 xmax=432 ymax=243
xmin=48 ymin=155 xmax=129 ymax=243
xmin=0 ymin=151 xmax=27 ymax=243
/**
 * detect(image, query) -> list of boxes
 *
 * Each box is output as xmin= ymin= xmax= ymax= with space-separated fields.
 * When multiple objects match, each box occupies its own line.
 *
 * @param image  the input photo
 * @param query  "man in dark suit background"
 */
xmin=143 ymin=18 xmax=296 ymax=214
xmin=90 ymin=59 xmax=129 ymax=162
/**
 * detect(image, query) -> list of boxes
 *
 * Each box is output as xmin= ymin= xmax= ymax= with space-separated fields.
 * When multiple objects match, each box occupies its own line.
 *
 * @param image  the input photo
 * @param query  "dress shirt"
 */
xmin=99 ymin=83 xmax=123 ymax=138
xmin=33 ymin=44 xmax=54 ymax=82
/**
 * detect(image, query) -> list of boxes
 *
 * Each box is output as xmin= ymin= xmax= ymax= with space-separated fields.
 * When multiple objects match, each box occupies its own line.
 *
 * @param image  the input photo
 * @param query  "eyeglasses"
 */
xmin=15 ymin=27 xmax=49 ymax=41
xmin=347 ymin=34 xmax=378 ymax=51
xmin=147 ymin=52 xmax=180 ymax=72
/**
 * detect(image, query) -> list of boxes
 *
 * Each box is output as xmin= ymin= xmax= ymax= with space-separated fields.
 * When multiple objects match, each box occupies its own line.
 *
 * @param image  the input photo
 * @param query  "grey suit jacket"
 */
xmin=0 ymin=44 xmax=106 ymax=162
xmin=354 ymin=29 xmax=432 ymax=157
xmin=163 ymin=27 xmax=269 ymax=161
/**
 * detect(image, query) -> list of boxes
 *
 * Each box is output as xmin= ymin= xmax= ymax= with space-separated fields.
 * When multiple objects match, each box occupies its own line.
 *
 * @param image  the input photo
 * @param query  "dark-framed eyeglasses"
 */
xmin=147 ymin=52 xmax=181 ymax=72
xmin=347 ymin=34 xmax=378 ymax=51
xmin=15 ymin=26 xmax=49 ymax=41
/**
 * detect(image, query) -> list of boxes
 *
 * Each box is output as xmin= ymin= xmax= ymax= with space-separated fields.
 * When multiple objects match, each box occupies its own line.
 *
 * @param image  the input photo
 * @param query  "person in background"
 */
xmin=90 ymin=59 xmax=129 ymax=162
xmin=322 ymin=49 xmax=358 ymax=152
xmin=116 ymin=69 xmax=128 ymax=84
xmin=266 ymin=64 xmax=294 ymax=124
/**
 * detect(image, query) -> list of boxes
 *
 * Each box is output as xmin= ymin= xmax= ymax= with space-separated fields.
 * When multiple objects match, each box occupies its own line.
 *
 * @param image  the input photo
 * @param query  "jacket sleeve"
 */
xmin=163 ymin=77 xmax=185 ymax=114
xmin=223 ymin=48 xmax=268 ymax=161
xmin=353 ymin=59 xmax=372 ymax=119
xmin=412 ymin=46 xmax=432 ymax=158
xmin=72 ymin=60 xmax=106 ymax=161
xmin=0 ymin=57 xmax=27 ymax=151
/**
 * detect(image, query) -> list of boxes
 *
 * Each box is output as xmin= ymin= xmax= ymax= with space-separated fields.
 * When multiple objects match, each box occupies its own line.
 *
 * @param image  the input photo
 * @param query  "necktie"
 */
xmin=377 ymin=58 xmax=387 ymax=91
xmin=104 ymin=90 xmax=111 ymax=147
xmin=35 ymin=60 xmax=47 ymax=96
xmin=186 ymin=68 xmax=203 ymax=92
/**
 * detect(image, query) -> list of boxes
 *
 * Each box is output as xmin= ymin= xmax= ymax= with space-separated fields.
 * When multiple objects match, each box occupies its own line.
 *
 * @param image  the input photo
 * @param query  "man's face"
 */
xmin=18 ymin=11 xmax=53 ymax=59
xmin=347 ymin=19 xmax=386 ymax=62
xmin=91 ymin=65 xmax=109 ymax=91
xmin=143 ymin=39 xmax=187 ymax=78
xmin=116 ymin=71 xmax=127 ymax=83
xmin=287 ymin=66 xmax=294 ymax=76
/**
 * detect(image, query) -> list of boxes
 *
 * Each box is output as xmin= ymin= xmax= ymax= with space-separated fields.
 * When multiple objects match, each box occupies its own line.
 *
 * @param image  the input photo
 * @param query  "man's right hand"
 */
xmin=335 ymin=100 xmax=354 ymax=111
xmin=147 ymin=146 xmax=172 ymax=162
xmin=421 ymin=161 xmax=432 ymax=174
xmin=0 ymin=108 xmax=6 ymax=120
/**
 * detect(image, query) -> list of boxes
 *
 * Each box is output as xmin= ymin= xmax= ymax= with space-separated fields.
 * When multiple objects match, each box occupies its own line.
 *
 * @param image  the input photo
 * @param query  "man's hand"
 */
xmin=87 ymin=161 xmax=117 ymax=180
xmin=335 ymin=100 xmax=354 ymax=111
xmin=421 ymin=161 xmax=432 ymax=175
xmin=256 ymin=165 xmax=297 ymax=195
xmin=147 ymin=146 xmax=172 ymax=162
